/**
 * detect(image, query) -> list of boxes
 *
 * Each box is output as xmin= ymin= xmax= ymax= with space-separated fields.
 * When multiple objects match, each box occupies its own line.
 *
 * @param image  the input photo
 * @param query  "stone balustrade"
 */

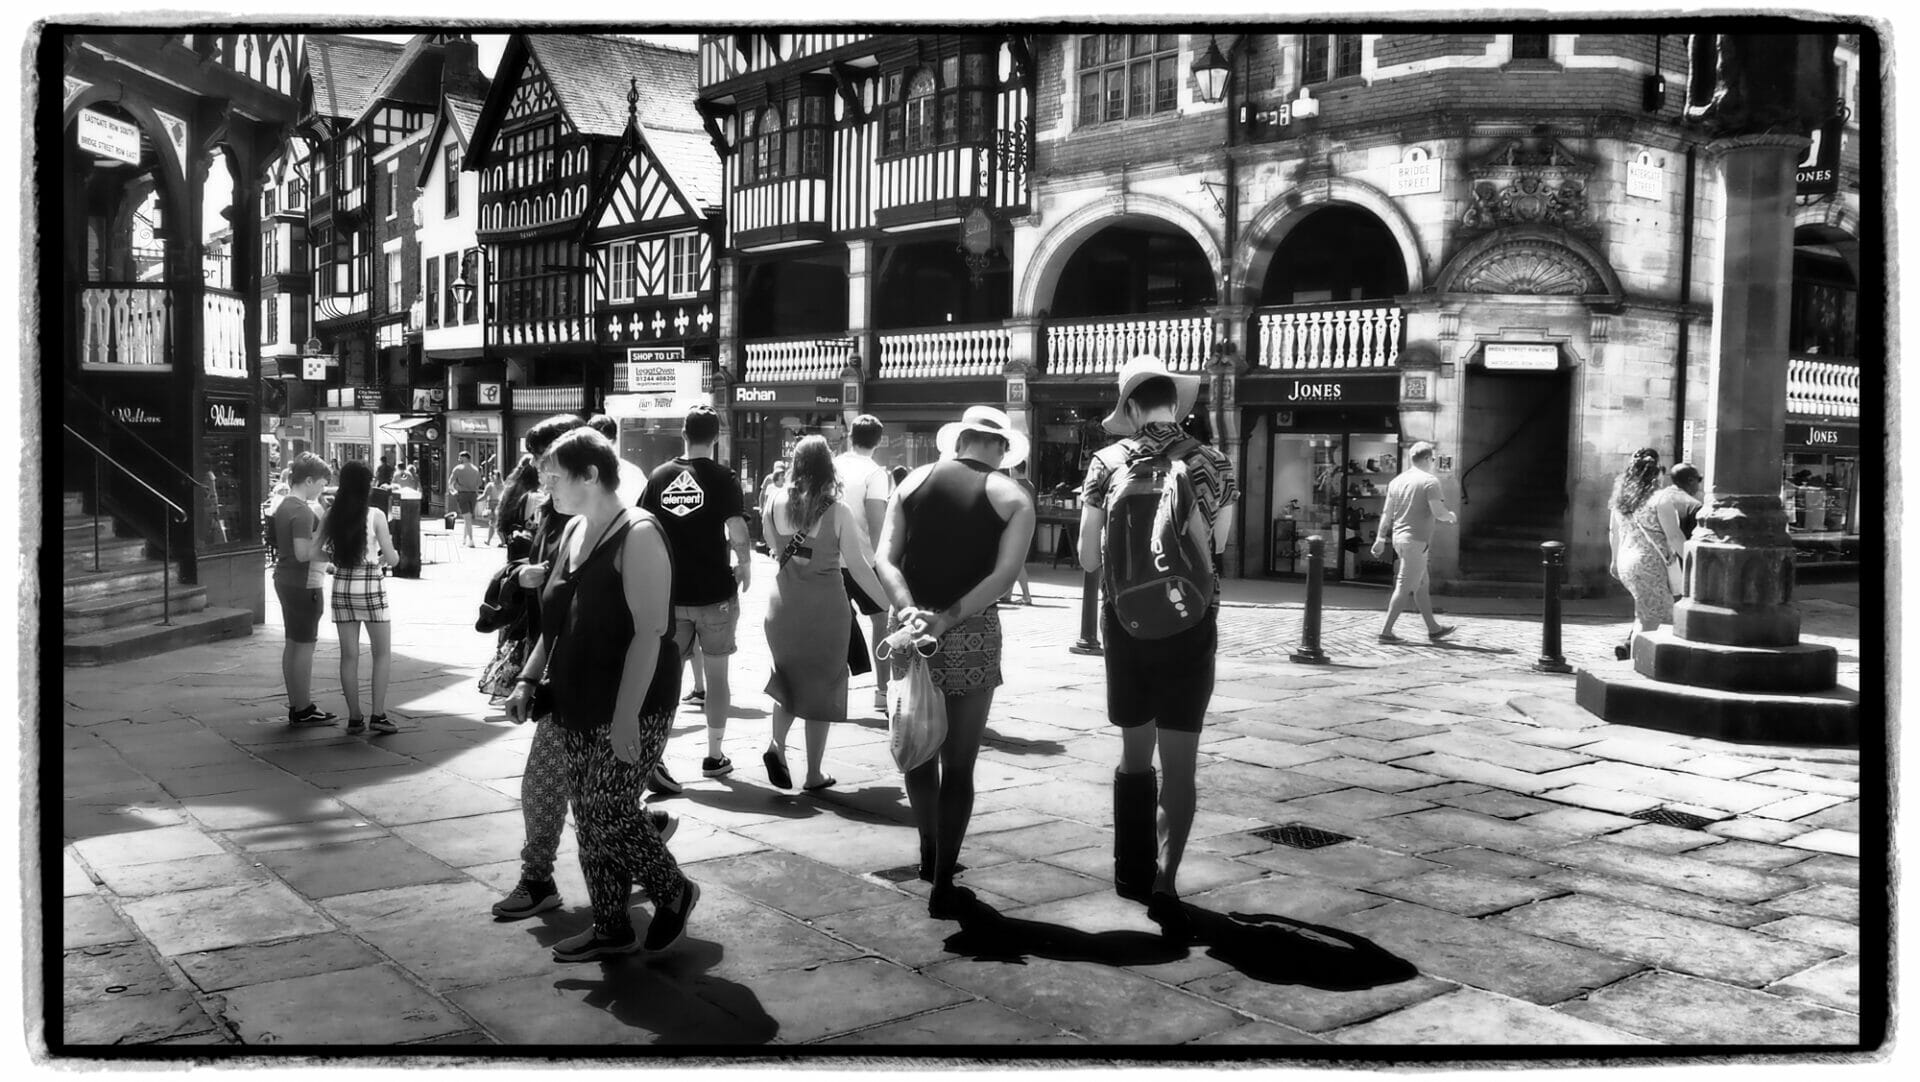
xmin=1254 ymin=302 xmax=1404 ymax=370
xmin=1043 ymin=314 xmax=1210 ymax=375
xmin=1786 ymin=356 xmax=1860 ymax=419
xmin=742 ymin=336 xmax=853 ymax=382
xmin=877 ymin=324 xmax=1011 ymax=379
xmin=80 ymin=285 xmax=173 ymax=368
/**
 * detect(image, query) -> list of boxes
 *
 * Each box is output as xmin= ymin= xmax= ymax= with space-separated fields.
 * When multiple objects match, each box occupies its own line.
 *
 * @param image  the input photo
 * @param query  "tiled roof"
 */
xmin=526 ymin=34 xmax=703 ymax=140
xmin=303 ymin=35 xmax=406 ymax=120
xmin=447 ymin=97 xmax=484 ymax=146
xmin=643 ymin=126 xmax=721 ymax=213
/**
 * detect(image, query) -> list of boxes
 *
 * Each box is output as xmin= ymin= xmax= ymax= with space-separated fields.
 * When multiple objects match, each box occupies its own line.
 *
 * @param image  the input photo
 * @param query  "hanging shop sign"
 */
xmin=77 ymin=107 xmax=142 ymax=166
xmin=733 ymin=384 xmax=842 ymax=409
xmin=303 ymin=357 xmax=329 ymax=381
xmin=1785 ymin=423 xmax=1859 ymax=454
xmin=1795 ymin=116 xmax=1846 ymax=197
xmin=476 ymin=382 xmax=504 ymax=407
xmin=411 ymin=387 xmax=447 ymax=412
xmin=1481 ymin=343 xmax=1562 ymax=371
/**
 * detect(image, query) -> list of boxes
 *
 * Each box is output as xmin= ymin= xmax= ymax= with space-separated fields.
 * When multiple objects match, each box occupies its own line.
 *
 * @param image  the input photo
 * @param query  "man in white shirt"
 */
xmin=588 ymin=414 xmax=648 ymax=507
xmin=833 ymin=414 xmax=892 ymax=711
xmin=1370 ymin=441 xmax=1459 ymax=642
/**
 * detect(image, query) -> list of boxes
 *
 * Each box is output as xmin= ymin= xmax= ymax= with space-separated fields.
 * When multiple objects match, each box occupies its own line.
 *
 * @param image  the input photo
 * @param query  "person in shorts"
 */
xmin=448 ymin=451 xmax=483 ymax=547
xmin=875 ymin=406 xmax=1035 ymax=918
xmin=1370 ymin=441 xmax=1458 ymax=643
xmin=270 ymin=453 xmax=336 ymax=727
xmin=640 ymin=405 xmax=752 ymax=781
xmin=1078 ymin=356 xmax=1238 ymax=930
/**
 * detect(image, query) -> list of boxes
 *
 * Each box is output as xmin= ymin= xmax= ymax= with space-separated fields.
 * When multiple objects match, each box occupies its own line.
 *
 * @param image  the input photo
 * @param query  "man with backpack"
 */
xmin=1078 ymin=355 xmax=1238 ymax=933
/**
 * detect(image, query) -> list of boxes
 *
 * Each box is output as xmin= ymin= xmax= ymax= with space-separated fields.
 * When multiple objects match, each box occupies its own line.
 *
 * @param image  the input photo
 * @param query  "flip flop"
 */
xmin=762 ymin=749 xmax=792 ymax=790
xmin=1429 ymin=625 xmax=1457 ymax=641
xmin=802 ymin=776 xmax=837 ymax=792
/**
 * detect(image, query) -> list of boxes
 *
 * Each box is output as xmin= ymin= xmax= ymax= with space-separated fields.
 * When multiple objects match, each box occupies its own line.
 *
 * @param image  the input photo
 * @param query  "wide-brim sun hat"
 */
xmin=936 ymin=405 xmax=1030 ymax=471
xmin=1101 ymin=354 xmax=1202 ymax=436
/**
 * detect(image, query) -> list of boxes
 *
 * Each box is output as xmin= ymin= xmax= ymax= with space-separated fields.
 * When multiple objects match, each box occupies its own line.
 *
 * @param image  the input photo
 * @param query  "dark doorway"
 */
xmin=1456 ymin=365 xmax=1573 ymax=580
xmin=1260 ymin=206 xmax=1407 ymax=304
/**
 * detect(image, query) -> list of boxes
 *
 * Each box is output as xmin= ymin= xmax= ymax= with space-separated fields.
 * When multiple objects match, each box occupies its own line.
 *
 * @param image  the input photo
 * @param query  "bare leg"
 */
xmin=336 ymin=621 xmax=362 ymax=720
xmin=768 ymin=704 xmax=796 ymax=757
xmin=904 ymin=754 xmax=941 ymax=876
xmin=802 ymin=718 xmax=831 ymax=787
xmin=1118 ymin=722 xmax=1158 ymax=774
xmin=367 ymin=621 xmax=392 ymax=716
xmin=1153 ymin=729 xmax=1201 ymax=896
xmin=1412 ymin=567 xmax=1443 ymax=634
xmin=868 ymin=612 xmax=889 ymax=698
xmin=702 ymin=651 xmax=730 ymax=759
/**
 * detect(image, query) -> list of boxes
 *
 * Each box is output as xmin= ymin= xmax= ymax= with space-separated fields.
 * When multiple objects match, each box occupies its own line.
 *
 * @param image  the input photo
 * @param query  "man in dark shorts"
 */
xmin=270 ymin=452 xmax=336 ymax=727
xmin=1078 ymin=356 xmax=1238 ymax=930
xmin=875 ymin=406 xmax=1035 ymax=918
xmin=448 ymin=451 xmax=483 ymax=547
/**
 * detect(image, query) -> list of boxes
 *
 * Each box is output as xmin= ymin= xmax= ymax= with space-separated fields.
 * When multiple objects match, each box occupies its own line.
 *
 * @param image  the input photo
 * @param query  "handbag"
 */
xmin=478 ymin=635 xmax=528 ymax=702
xmin=878 ymin=626 xmax=946 ymax=772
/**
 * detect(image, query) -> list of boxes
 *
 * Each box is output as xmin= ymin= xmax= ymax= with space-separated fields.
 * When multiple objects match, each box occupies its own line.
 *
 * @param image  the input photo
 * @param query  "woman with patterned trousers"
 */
xmin=322 ymin=461 xmax=401 ymax=734
xmin=875 ymin=407 xmax=1035 ymax=918
xmin=504 ymin=428 xmax=698 ymax=961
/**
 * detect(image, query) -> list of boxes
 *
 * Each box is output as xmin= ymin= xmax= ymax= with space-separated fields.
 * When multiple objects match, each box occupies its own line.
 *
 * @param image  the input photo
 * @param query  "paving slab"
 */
xmin=1513 ymin=806 xmax=1642 ymax=837
xmin=119 ymin=879 xmax=333 ymax=956
xmin=1424 ymin=789 xmax=1559 ymax=820
xmin=1423 ymin=846 xmax=1563 ymax=881
xmin=216 ymin=964 xmax=469 ymax=1045
xmin=64 ymin=894 xmax=140 ymax=950
xmin=692 ymin=850 xmax=907 ymax=921
xmin=331 ymin=770 xmax=519 ymax=826
xmin=254 ymin=835 xmax=467 ymax=899
xmin=1740 ymin=768 xmax=1859 ymax=798
xmin=1362 ymin=868 xmax=1569 ymax=917
xmin=672 ymin=884 xmax=867 ymax=979
xmin=1769 ymin=955 xmax=1860 ymax=1014
xmin=1780 ymin=828 xmax=1860 ymax=857
xmin=1207 ymin=736 xmax=1339 ymax=770
xmin=389 ymin=810 xmax=533 ymax=868
xmin=61 ymin=851 xmax=96 ymax=896
xmin=1040 ymin=845 xmax=1267 ymax=898
xmin=819 ymin=999 xmax=1077 ymax=1045
xmin=175 ymin=932 xmax=386 ymax=993
xmin=320 ymin=879 xmax=562 ymax=991
xmin=70 ymin=824 xmax=226 ymax=870
xmin=1556 ymin=969 xmax=1858 ymax=1045
xmin=1336 ymin=901 xmax=1644 ymax=1005
xmin=1330 ymin=986 xmax=1652 ymax=1045
xmin=1491 ymin=894 xmax=1838 ymax=987
xmin=1309 ymin=735 xmax=1425 ymax=763
xmin=176 ymin=788 xmax=355 ymax=831
xmin=62 ymin=988 xmax=220 ymax=1047
xmin=1538 ymin=839 xmax=1807 ymax=903
xmin=219 ymin=817 xmax=387 ymax=852
xmin=1705 ymin=816 xmax=1812 ymax=844
xmin=150 ymin=764 xmax=301 ymax=799
xmin=1391 ymin=806 xmax=1578 ymax=855
xmin=733 ymin=810 xmax=924 ymax=874
xmin=1401 ymin=731 xmax=1593 ymax=774
xmin=444 ymin=965 xmax=768 ymax=1045
xmin=1781 ymin=853 xmax=1861 ymax=889
xmin=1597 ymin=823 xmax=1725 ymax=854
xmin=925 ymin=952 xmax=1237 ymax=1044
xmin=1274 ymin=788 xmax=1437 ymax=821
xmin=951 ymin=859 xmax=1108 ymax=907
xmin=63 ymin=941 xmax=177 ymax=1013
xmin=1532 ymin=761 xmax=1796 ymax=815
xmin=1750 ymin=792 xmax=1850 ymax=822
xmin=733 ymin=955 xmax=975 ymax=1044
xmin=1180 ymin=966 xmax=1453 ymax=1034
xmin=1754 ymin=915 xmax=1860 ymax=955
xmin=1293 ymin=756 xmax=1451 ymax=794
xmin=1241 ymin=842 xmax=1443 ymax=886
xmin=1767 ymin=883 xmax=1862 ymax=921
xmin=1573 ymin=737 xmax=1702 ymax=770
xmin=1186 ymin=1019 xmax=1328 ymax=1045
xmin=1531 ymin=783 xmax=1662 ymax=816
xmin=1691 ymin=839 xmax=1817 ymax=872
xmin=1535 ymin=867 xmax=1785 ymax=930
xmin=1793 ymin=800 xmax=1861 ymax=832
xmin=1202 ymin=762 xmax=1348 ymax=805
xmin=972 ymin=818 xmax=1111 ymax=858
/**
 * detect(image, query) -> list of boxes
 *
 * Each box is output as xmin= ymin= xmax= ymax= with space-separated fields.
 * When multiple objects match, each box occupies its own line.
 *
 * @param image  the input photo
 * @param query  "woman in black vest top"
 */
xmin=504 ymin=428 xmax=698 ymax=961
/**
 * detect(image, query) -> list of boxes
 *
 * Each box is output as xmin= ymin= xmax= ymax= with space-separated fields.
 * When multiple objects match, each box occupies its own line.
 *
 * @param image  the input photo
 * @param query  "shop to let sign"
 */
xmin=78 ymin=108 xmax=141 ymax=165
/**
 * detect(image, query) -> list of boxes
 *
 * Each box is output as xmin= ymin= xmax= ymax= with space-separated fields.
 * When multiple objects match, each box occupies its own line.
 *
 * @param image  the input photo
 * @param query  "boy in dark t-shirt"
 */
xmin=639 ymin=405 xmax=753 ymax=780
xmin=271 ymin=453 xmax=336 ymax=727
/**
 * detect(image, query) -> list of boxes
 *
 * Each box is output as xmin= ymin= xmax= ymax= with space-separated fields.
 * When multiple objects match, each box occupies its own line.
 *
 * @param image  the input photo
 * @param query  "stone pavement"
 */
xmin=50 ymin=544 xmax=1876 ymax=1053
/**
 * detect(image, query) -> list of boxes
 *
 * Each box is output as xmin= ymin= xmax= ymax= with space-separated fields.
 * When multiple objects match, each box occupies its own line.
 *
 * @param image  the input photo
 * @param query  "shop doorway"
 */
xmin=1263 ymin=424 xmax=1401 ymax=584
xmin=1457 ymin=366 xmax=1572 ymax=579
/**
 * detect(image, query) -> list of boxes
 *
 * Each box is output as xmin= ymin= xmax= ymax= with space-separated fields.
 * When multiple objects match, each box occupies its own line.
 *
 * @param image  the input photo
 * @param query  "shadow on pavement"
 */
xmin=550 ymin=936 xmax=780 ymax=1045
xmin=941 ymin=903 xmax=1189 ymax=967
xmin=980 ymin=728 xmax=1069 ymax=757
xmin=1425 ymin=640 xmax=1519 ymax=656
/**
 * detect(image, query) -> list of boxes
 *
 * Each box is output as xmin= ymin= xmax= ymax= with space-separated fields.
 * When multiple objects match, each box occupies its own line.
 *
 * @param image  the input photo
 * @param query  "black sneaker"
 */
xmin=492 ymin=878 xmax=562 ymax=920
xmin=345 ymin=717 xmax=367 ymax=735
xmin=648 ymin=809 xmax=679 ymax=844
xmin=368 ymin=714 xmax=399 ymax=734
xmin=682 ymin=689 xmax=706 ymax=705
xmin=643 ymin=881 xmax=700 ymax=951
xmin=290 ymin=704 xmax=338 ymax=728
xmin=648 ymin=763 xmax=684 ymax=795
xmin=552 ymin=925 xmax=641 ymax=962
xmin=700 ymin=756 xmax=733 ymax=779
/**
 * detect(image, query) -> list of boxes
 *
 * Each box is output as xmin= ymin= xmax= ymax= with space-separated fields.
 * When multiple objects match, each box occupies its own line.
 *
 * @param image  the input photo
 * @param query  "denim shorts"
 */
xmin=672 ymin=597 xmax=740 ymax=657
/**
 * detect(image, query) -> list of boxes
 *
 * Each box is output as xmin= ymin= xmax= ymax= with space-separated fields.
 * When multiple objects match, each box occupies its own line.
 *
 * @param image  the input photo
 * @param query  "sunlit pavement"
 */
xmin=53 ymin=538 xmax=1869 ymax=1051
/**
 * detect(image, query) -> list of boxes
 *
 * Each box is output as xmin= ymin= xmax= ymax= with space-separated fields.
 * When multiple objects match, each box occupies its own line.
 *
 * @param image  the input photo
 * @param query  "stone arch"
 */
xmin=1433 ymin=224 xmax=1624 ymax=302
xmin=1794 ymin=199 xmax=1858 ymax=241
xmin=1017 ymin=191 xmax=1221 ymax=318
xmin=1238 ymin=176 xmax=1427 ymax=308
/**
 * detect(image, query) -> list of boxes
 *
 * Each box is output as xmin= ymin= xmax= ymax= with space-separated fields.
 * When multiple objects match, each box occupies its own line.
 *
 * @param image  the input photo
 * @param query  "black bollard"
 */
xmin=1534 ymin=541 xmax=1573 ymax=673
xmin=1069 ymin=570 xmax=1104 ymax=655
xmin=1290 ymin=535 xmax=1331 ymax=665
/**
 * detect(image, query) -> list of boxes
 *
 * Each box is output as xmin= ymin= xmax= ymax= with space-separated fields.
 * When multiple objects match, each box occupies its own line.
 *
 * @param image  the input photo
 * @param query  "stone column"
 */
xmin=1677 ymin=133 xmax=1807 ymax=648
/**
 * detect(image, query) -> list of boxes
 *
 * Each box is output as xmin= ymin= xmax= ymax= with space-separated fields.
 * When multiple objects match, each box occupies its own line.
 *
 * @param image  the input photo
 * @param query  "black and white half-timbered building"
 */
xmin=695 ymin=33 xmax=1035 ymax=485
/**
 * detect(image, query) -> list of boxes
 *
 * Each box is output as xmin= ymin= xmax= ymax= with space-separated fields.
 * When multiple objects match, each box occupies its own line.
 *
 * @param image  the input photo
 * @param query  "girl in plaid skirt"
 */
xmin=324 ymin=461 xmax=401 ymax=734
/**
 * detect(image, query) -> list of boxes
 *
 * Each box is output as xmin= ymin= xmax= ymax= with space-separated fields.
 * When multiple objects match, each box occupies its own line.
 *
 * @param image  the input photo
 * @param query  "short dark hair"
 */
xmin=288 ymin=452 xmax=331 ymax=485
xmin=1408 ymin=441 xmax=1436 ymax=465
xmin=587 ymin=414 xmax=617 ymax=440
xmin=1127 ymin=376 xmax=1179 ymax=413
xmin=956 ymin=430 xmax=1009 ymax=458
xmin=849 ymin=414 xmax=884 ymax=449
xmin=546 ymin=427 xmax=620 ymax=492
xmin=525 ymin=414 xmax=585 ymax=458
xmin=684 ymin=405 xmax=720 ymax=445
xmin=1671 ymin=463 xmax=1701 ymax=489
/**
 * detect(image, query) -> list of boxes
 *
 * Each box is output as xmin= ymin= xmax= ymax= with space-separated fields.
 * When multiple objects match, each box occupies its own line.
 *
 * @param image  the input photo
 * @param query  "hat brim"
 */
xmin=936 ymin=422 xmax=1029 ymax=471
xmin=1102 ymin=370 xmax=1203 ymax=435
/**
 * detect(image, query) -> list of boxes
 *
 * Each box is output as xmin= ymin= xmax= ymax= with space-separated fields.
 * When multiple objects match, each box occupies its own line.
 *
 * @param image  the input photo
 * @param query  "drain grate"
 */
xmin=1253 ymin=823 xmax=1353 ymax=850
xmin=1629 ymin=807 xmax=1721 ymax=831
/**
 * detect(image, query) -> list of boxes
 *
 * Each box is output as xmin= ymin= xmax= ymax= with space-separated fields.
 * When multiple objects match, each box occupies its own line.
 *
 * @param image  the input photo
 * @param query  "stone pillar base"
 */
xmin=1673 ymin=599 xmax=1802 ymax=647
xmin=1630 ymin=627 xmax=1836 ymax=693
xmin=1575 ymin=664 xmax=1859 ymax=746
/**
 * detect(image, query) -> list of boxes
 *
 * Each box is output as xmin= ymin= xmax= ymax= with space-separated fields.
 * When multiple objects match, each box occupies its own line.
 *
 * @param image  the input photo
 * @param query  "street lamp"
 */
xmin=449 ymin=245 xmax=488 ymax=312
xmin=1191 ymin=37 xmax=1231 ymax=104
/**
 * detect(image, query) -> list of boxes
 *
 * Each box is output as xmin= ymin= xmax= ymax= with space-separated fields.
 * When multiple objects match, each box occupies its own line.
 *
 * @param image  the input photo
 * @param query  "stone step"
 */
xmin=63 ymin=563 xmax=171 ymax=605
xmin=62 ymin=536 xmax=150 ymax=574
xmin=1630 ymin=627 xmax=1839 ymax=694
xmin=64 ymin=606 xmax=254 ymax=667
xmin=63 ymin=586 xmax=208 ymax=636
xmin=1576 ymin=661 xmax=1860 ymax=747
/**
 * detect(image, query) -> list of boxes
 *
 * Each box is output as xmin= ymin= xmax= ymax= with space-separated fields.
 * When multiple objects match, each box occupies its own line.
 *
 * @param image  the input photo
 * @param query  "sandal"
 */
xmin=802 ymin=776 xmax=837 ymax=792
xmin=762 ymin=748 xmax=792 ymax=790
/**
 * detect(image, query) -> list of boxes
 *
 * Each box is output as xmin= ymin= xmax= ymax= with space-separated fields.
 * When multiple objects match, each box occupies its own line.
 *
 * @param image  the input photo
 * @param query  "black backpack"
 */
xmin=1101 ymin=437 xmax=1212 ymax=639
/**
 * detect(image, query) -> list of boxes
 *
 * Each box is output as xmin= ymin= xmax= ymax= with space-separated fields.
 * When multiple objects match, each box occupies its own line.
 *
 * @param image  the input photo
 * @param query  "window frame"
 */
xmin=1509 ymin=33 xmax=1552 ymax=62
xmin=425 ymin=255 xmax=439 ymax=328
xmin=668 ymin=234 xmax=701 ymax=299
xmin=1075 ymin=33 xmax=1180 ymax=128
xmin=443 ymin=252 xmax=461 ymax=327
xmin=444 ymin=145 xmax=461 ymax=218
xmin=1302 ymin=33 xmax=1364 ymax=84
xmin=610 ymin=240 xmax=637 ymax=304
xmin=385 ymin=249 xmax=402 ymax=312
xmin=882 ymin=51 xmax=996 ymax=154
xmin=384 ymin=167 xmax=398 ymax=220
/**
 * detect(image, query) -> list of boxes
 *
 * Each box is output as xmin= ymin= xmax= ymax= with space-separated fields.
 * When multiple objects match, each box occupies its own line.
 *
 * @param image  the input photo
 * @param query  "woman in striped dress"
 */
xmin=324 ymin=461 xmax=401 ymax=734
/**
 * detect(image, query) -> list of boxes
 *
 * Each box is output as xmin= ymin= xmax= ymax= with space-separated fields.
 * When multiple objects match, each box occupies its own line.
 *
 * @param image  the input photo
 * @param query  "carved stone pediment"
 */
xmin=1454 ymin=239 xmax=1599 ymax=295
xmin=1460 ymin=136 xmax=1598 ymax=236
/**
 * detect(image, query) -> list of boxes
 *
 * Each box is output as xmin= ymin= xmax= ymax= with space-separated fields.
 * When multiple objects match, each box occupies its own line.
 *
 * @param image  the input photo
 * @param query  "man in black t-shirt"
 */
xmin=641 ymin=405 xmax=753 ymax=780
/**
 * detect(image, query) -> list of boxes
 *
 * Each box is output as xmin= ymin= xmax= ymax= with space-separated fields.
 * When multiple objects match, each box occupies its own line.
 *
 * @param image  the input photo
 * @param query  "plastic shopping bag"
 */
xmin=879 ymin=626 xmax=946 ymax=772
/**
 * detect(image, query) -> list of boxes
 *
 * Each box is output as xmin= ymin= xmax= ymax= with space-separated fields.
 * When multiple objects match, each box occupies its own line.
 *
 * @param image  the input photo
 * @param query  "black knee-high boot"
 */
xmin=1113 ymin=768 xmax=1158 ymax=901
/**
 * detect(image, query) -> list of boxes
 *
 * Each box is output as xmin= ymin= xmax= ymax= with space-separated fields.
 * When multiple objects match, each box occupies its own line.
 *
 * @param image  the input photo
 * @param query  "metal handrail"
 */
xmin=65 ymin=381 xmax=209 ymax=491
xmin=63 ymin=423 xmax=187 ymax=627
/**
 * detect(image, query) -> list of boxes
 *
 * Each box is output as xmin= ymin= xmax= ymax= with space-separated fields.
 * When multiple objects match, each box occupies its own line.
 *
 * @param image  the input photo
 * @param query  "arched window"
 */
xmin=756 ymin=107 xmax=783 ymax=182
xmin=904 ymin=70 xmax=936 ymax=152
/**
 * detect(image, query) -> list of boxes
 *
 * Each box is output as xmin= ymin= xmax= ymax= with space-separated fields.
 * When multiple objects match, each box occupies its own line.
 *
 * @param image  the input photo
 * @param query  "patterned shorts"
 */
xmin=330 ymin=565 xmax=390 ymax=623
xmin=916 ymin=607 xmax=1001 ymax=695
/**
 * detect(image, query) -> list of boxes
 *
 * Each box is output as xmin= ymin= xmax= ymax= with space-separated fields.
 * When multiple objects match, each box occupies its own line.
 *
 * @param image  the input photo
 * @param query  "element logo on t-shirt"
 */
xmin=657 ymin=470 xmax=706 ymax=517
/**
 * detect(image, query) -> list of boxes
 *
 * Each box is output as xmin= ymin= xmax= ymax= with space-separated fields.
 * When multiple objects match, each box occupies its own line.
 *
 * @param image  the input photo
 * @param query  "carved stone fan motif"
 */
xmin=1456 ymin=242 xmax=1598 ymax=295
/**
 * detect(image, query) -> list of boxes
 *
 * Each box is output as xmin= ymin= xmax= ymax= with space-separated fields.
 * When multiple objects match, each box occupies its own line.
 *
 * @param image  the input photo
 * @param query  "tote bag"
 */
xmin=879 ymin=627 xmax=946 ymax=772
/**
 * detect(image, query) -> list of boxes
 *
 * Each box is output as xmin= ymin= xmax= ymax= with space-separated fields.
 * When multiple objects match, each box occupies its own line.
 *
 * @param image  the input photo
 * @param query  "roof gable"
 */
xmin=417 ymin=95 xmax=485 ymax=188
xmin=301 ymin=35 xmax=406 ymax=121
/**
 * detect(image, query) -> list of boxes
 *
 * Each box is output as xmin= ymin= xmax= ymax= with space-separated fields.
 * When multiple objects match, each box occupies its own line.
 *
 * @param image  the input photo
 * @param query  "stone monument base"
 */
xmin=1630 ymin=628 xmax=1838 ymax=693
xmin=1575 ymin=661 xmax=1859 ymax=747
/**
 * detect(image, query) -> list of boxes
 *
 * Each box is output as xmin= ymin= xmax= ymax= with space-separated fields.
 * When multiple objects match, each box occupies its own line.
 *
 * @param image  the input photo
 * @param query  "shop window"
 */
xmin=1302 ymin=34 xmax=1363 ymax=84
xmin=199 ymin=399 xmax=253 ymax=547
xmin=1076 ymin=33 xmax=1180 ymax=126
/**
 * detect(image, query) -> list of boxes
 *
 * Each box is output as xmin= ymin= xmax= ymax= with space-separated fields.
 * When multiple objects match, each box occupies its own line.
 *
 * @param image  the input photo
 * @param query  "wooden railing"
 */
xmin=1787 ymin=355 xmax=1860 ymax=419
xmin=203 ymin=288 xmax=247 ymax=376
xmin=79 ymin=285 xmax=173 ymax=368
xmin=495 ymin=314 xmax=591 ymax=347
xmin=513 ymin=386 xmax=586 ymax=413
xmin=877 ymin=324 xmax=1011 ymax=379
xmin=1043 ymin=313 xmax=1210 ymax=376
xmin=742 ymin=336 xmax=852 ymax=382
xmin=1253 ymin=302 xmax=1403 ymax=370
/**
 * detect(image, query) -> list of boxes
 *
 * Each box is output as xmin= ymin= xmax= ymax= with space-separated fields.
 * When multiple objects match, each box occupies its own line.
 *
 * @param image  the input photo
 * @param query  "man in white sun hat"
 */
xmin=1078 ymin=355 xmax=1238 ymax=935
xmin=874 ymin=405 xmax=1035 ymax=919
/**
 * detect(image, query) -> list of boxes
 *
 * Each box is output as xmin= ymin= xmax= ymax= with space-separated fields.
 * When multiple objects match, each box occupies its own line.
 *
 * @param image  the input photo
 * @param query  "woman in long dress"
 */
xmin=1607 ymin=447 xmax=1687 ymax=659
xmin=762 ymin=435 xmax=888 ymax=792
